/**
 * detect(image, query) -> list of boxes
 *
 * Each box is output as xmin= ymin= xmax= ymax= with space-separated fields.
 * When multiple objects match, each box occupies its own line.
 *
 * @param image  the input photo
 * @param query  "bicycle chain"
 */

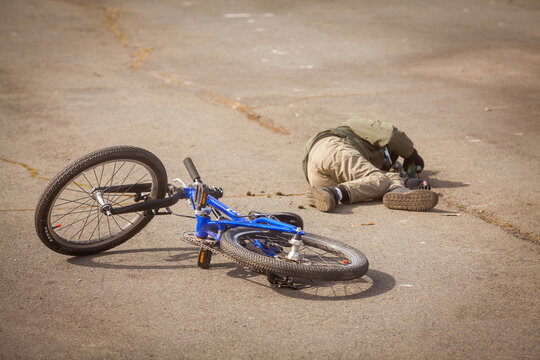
xmin=180 ymin=231 xmax=237 ymax=262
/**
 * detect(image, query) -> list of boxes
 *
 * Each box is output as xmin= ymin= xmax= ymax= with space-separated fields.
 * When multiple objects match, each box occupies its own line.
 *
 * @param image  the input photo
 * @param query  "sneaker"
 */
xmin=383 ymin=188 xmax=438 ymax=211
xmin=305 ymin=188 xmax=338 ymax=212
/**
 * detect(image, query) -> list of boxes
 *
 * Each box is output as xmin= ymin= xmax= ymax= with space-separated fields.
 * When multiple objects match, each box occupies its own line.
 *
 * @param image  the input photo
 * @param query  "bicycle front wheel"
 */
xmin=35 ymin=146 xmax=168 ymax=255
xmin=221 ymin=228 xmax=368 ymax=281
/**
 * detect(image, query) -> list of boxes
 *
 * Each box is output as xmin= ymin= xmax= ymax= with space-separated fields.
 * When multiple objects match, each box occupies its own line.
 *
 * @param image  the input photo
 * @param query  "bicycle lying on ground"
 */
xmin=35 ymin=146 xmax=369 ymax=288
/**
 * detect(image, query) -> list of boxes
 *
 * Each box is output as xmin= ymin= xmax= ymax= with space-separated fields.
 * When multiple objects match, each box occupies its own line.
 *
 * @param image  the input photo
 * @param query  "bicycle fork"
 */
xmin=287 ymin=233 xmax=306 ymax=263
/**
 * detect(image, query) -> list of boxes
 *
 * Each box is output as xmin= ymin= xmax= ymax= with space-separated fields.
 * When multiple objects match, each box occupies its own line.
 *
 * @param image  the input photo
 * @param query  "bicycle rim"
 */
xmin=47 ymin=159 xmax=160 ymax=247
xmin=222 ymin=228 xmax=368 ymax=281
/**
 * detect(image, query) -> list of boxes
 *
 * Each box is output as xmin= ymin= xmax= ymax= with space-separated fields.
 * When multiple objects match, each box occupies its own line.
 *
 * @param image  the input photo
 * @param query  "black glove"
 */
xmin=403 ymin=149 xmax=424 ymax=173
xmin=404 ymin=178 xmax=431 ymax=190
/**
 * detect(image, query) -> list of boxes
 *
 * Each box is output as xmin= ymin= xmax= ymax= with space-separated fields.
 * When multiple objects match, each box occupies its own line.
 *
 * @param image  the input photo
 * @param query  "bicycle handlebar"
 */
xmin=183 ymin=157 xmax=201 ymax=182
xmin=183 ymin=157 xmax=224 ymax=204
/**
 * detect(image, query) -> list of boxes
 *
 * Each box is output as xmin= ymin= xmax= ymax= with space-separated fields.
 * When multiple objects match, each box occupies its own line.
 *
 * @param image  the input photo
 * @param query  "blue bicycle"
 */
xmin=35 ymin=146 xmax=368 ymax=286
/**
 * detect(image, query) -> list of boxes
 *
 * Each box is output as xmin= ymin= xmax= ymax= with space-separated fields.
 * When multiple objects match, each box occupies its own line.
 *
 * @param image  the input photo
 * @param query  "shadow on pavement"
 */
xmin=67 ymin=247 xmax=237 ymax=270
xmin=272 ymin=269 xmax=396 ymax=301
xmin=332 ymin=201 xmax=381 ymax=215
xmin=68 ymin=248 xmax=395 ymax=300
xmin=421 ymin=170 xmax=469 ymax=189
xmin=225 ymin=267 xmax=395 ymax=301
xmin=430 ymin=179 xmax=470 ymax=189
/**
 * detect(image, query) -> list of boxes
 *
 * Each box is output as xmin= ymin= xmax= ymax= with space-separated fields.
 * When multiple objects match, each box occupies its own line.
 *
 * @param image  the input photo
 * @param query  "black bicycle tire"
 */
xmin=221 ymin=228 xmax=369 ymax=281
xmin=270 ymin=212 xmax=304 ymax=229
xmin=34 ymin=146 xmax=168 ymax=255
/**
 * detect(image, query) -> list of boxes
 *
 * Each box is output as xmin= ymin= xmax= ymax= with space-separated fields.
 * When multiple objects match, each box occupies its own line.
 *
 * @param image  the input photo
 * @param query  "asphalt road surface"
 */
xmin=1 ymin=0 xmax=539 ymax=359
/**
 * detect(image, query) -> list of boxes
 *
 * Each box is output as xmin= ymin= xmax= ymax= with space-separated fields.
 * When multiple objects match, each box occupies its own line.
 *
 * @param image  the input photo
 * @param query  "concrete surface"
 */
xmin=0 ymin=0 xmax=538 ymax=359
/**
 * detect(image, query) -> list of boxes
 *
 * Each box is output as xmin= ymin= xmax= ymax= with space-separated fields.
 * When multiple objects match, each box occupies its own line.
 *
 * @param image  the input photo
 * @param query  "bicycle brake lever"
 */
xmin=208 ymin=186 xmax=223 ymax=200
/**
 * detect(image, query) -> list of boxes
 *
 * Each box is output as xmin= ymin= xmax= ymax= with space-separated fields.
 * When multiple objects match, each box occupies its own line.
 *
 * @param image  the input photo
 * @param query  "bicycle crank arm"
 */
xmin=109 ymin=187 xmax=186 ymax=215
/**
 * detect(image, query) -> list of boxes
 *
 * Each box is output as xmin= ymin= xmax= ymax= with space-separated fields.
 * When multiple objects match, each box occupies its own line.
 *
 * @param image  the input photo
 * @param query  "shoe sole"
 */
xmin=383 ymin=189 xmax=438 ymax=211
xmin=305 ymin=189 xmax=336 ymax=212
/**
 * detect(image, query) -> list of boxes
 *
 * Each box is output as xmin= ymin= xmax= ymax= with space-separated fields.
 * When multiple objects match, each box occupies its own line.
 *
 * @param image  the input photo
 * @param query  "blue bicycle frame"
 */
xmin=183 ymin=187 xmax=305 ymax=241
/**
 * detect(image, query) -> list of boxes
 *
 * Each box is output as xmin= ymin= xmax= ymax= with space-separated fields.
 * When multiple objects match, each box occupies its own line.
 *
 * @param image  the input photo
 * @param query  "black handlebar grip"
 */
xmin=183 ymin=157 xmax=201 ymax=182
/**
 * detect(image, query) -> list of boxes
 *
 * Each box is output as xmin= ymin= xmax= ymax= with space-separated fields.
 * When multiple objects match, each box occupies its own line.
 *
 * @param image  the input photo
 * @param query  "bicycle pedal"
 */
xmin=197 ymin=248 xmax=212 ymax=269
xmin=266 ymin=274 xmax=300 ymax=289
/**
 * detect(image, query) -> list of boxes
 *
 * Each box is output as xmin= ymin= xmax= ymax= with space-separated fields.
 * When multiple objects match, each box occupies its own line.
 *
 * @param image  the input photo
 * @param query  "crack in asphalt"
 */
xmin=130 ymin=47 xmax=152 ymax=69
xmin=50 ymin=0 xmax=288 ymax=133
xmin=201 ymin=88 xmax=290 ymax=135
xmin=441 ymin=197 xmax=539 ymax=244
xmin=105 ymin=7 xmax=153 ymax=69
xmin=252 ymin=90 xmax=412 ymax=109
xmin=103 ymin=5 xmax=290 ymax=134
xmin=105 ymin=7 xmax=130 ymax=47
xmin=49 ymin=0 xmax=153 ymax=69
xmin=0 ymin=158 xmax=51 ymax=181
xmin=151 ymin=72 xmax=290 ymax=135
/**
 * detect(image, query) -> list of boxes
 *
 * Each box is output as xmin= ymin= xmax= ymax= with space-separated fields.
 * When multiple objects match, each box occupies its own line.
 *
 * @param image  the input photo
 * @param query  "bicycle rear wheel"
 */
xmin=35 ymin=146 xmax=168 ymax=255
xmin=221 ymin=228 xmax=368 ymax=281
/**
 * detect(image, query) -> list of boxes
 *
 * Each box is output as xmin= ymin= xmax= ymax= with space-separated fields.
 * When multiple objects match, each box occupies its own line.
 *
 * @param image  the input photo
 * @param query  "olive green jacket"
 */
xmin=302 ymin=116 xmax=415 ymax=180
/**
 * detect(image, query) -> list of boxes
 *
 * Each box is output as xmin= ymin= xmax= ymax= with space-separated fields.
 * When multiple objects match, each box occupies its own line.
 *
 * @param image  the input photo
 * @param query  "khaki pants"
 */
xmin=306 ymin=136 xmax=404 ymax=203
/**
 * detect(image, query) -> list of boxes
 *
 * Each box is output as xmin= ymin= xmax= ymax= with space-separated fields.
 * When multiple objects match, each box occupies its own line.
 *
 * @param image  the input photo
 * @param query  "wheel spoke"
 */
xmin=54 ymin=196 xmax=96 ymax=208
xmin=52 ymin=207 xmax=100 ymax=219
xmin=107 ymin=166 xmax=133 ymax=206
xmin=97 ymin=210 xmax=102 ymax=241
xmin=110 ymin=214 xmax=125 ymax=232
xmin=300 ymin=246 xmax=336 ymax=266
xmin=67 ymin=212 xmax=99 ymax=242
xmin=108 ymin=163 xmax=145 ymax=206
xmin=92 ymin=166 xmax=102 ymax=188
xmin=106 ymin=215 xmax=113 ymax=238
xmin=70 ymin=179 xmax=93 ymax=196
xmin=56 ymin=212 xmax=93 ymax=234
xmin=98 ymin=164 xmax=105 ymax=188
xmin=103 ymin=161 xmax=125 ymax=191
xmin=51 ymin=197 xmax=96 ymax=224
xmin=88 ymin=208 xmax=102 ymax=243
xmin=243 ymin=232 xmax=346 ymax=268
xmin=114 ymin=213 xmax=136 ymax=226
xmin=62 ymin=187 xmax=92 ymax=195
xmin=81 ymin=171 xmax=95 ymax=191
xmin=64 ymin=206 xmax=94 ymax=241
xmin=76 ymin=202 xmax=96 ymax=242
